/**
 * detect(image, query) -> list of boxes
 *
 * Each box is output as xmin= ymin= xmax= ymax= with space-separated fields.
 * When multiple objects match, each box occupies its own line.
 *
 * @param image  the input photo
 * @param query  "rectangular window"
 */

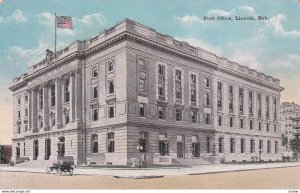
xmin=274 ymin=124 xmax=277 ymax=132
xmin=230 ymin=138 xmax=235 ymax=153
xmin=267 ymin=140 xmax=271 ymax=154
xmin=250 ymin=120 xmax=253 ymax=130
xmin=108 ymin=105 xmax=115 ymax=118
xmin=273 ymin=98 xmax=277 ymax=120
xmin=229 ymin=85 xmax=234 ymax=113
xmin=175 ymin=69 xmax=182 ymax=100
xmin=249 ymin=91 xmax=253 ymax=116
xmin=267 ymin=123 xmax=269 ymax=132
xmin=17 ymin=97 xmax=21 ymax=105
xmin=219 ymin=137 xmax=224 ymax=153
xmin=158 ymin=104 xmax=165 ymax=120
xmin=275 ymin=141 xmax=278 ymax=154
xmin=259 ymin=122 xmax=262 ymax=131
xmin=139 ymin=103 xmax=146 ymax=117
xmin=241 ymin=139 xmax=245 ymax=153
xmin=39 ymin=88 xmax=43 ymax=109
xmin=138 ymin=59 xmax=147 ymax=94
xmin=259 ymin=140 xmax=263 ymax=153
xmin=158 ymin=65 xmax=166 ymax=101
xmin=25 ymin=109 xmax=28 ymax=117
xmin=108 ymin=60 xmax=115 ymax=72
xmin=92 ymin=67 xmax=98 ymax=77
xmin=92 ymin=108 xmax=98 ymax=121
xmin=206 ymin=137 xmax=211 ymax=153
xmin=18 ymin=111 xmax=21 ymax=119
xmin=240 ymin=118 xmax=244 ymax=129
xmin=205 ymin=113 xmax=211 ymax=125
xmin=230 ymin=117 xmax=234 ymax=127
xmin=158 ymin=64 xmax=165 ymax=76
xmin=64 ymin=79 xmax=70 ymax=103
xmin=205 ymin=77 xmax=210 ymax=88
xmin=108 ymin=80 xmax=115 ymax=95
xmin=25 ymin=95 xmax=28 ymax=103
xmin=239 ymin=88 xmax=244 ymax=114
xmin=93 ymin=86 xmax=98 ymax=99
xmin=266 ymin=96 xmax=270 ymax=119
xmin=191 ymin=109 xmax=197 ymax=123
xmin=258 ymin=93 xmax=262 ymax=118
xmin=138 ymin=76 xmax=146 ymax=93
xmin=190 ymin=74 xmax=197 ymax=106
xmin=250 ymin=139 xmax=255 ymax=153
xmin=91 ymin=134 xmax=98 ymax=153
xmin=218 ymin=115 xmax=222 ymax=126
xmin=175 ymin=108 xmax=182 ymax=121
xmin=17 ymin=125 xmax=21 ymax=134
xmin=205 ymin=93 xmax=210 ymax=106
xmin=51 ymin=84 xmax=55 ymax=107
xmin=107 ymin=132 xmax=115 ymax=153
xmin=217 ymin=82 xmax=222 ymax=111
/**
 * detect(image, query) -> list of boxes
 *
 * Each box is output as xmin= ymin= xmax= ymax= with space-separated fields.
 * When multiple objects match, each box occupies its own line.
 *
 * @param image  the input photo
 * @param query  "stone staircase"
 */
xmin=172 ymin=158 xmax=213 ymax=166
xmin=16 ymin=159 xmax=54 ymax=168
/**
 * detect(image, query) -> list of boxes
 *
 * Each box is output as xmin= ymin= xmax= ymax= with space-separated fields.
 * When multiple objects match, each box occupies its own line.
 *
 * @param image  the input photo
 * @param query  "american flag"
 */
xmin=56 ymin=16 xmax=73 ymax=29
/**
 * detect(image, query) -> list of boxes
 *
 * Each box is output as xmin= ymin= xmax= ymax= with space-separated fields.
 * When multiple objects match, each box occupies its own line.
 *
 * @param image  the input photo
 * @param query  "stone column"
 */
xmin=75 ymin=68 xmax=82 ymax=121
xmin=70 ymin=71 xmax=76 ymax=122
xmin=55 ymin=78 xmax=62 ymax=129
xmin=43 ymin=83 xmax=49 ymax=131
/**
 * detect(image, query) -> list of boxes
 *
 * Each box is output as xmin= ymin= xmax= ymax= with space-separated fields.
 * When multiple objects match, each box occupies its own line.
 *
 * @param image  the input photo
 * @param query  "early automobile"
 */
xmin=46 ymin=156 xmax=74 ymax=176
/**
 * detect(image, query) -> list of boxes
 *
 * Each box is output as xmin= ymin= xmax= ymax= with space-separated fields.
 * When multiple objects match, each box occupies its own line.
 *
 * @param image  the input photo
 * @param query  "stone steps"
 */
xmin=173 ymin=158 xmax=213 ymax=166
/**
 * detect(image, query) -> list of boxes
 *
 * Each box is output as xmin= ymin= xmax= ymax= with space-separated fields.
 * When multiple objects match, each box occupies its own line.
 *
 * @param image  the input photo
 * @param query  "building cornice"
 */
xmin=10 ymin=29 xmax=283 ymax=93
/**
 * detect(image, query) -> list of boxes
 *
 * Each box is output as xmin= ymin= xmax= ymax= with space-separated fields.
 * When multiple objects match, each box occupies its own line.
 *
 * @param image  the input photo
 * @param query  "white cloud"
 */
xmin=174 ymin=37 xmax=222 ymax=55
xmin=74 ymin=13 xmax=106 ymax=26
xmin=10 ymin=9 xmax=27 ymax=23
xmin=0 ymin=9 xmax=27 ymax=26
xmin=207 ymin=9 xmax=232 ymax=16
xmin=174 ymin=15 xmax=203 ymax=24
xmin=7 ymin=38 xmax=51 ymax=66
xmin=268 ymin=14 xmax=300 ymax=37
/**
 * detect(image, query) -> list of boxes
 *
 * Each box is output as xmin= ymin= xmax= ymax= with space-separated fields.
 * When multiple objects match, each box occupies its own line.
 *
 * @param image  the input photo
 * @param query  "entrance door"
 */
xmin=33 ymin=140 xmax=39 ymax=160
xmin=192 ymin=142 xmax=200 ymax=157
xmin=45 ymin=139 xmax=51 ymax=160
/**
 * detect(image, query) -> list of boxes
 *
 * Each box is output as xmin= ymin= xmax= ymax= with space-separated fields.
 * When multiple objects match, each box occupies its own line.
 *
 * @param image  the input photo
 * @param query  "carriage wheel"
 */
xmin=56 ymin=168 xmax=62 ymax=175
xmin=46 ymin=167 xmax=51 ymax=174
xmin=69 ymin=169 xmax=73 ymax=176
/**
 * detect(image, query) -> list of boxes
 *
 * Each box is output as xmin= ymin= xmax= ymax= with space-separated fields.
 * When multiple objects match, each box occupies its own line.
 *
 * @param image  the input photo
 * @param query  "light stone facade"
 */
xmin=10 ymin=19 xmax=284 ymax=165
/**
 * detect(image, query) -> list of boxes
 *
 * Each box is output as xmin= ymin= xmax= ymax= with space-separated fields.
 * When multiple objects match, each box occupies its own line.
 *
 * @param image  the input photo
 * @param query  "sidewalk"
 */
xmin=0 ymin=162 xmax=299 ymax=179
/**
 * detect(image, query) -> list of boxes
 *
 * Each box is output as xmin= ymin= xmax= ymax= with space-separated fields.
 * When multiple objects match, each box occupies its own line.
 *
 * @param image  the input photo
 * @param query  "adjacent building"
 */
xmin=280 ymin=102 xmax=300 ymax=147
xmin=9 ymin=19 xmax=284 ymax=165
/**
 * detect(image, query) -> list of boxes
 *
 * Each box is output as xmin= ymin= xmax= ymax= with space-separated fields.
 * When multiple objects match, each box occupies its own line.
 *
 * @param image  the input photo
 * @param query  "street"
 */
xmin=0 ymin=166 xmax=300 ymax=189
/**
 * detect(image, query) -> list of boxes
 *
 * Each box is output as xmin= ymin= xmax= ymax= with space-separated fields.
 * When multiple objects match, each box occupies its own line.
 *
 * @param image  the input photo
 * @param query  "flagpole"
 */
xmin=54 ymin=13 xmax=57 ymax=58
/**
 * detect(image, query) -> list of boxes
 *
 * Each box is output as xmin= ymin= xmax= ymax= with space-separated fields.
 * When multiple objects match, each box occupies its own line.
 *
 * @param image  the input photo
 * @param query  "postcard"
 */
xmin=0 ymin=0 xmax=299 ymax=191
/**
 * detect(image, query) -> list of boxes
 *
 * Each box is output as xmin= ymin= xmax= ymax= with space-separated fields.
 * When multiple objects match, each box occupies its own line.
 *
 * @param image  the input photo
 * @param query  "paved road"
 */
xmin=1 ymin=166 xmax=300 ymax=189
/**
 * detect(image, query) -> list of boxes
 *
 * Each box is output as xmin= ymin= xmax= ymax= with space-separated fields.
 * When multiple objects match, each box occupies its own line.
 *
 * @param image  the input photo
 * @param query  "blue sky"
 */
xmin=0 ymin=0 xmax=300 ymax=143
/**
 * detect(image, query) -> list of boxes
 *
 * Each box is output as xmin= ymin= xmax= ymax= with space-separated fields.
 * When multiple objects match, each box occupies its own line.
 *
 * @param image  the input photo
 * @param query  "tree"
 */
xmin=281 ymin=134 xmax=288 ymax=149
xmin=289 ymin=138 xmax=300 ymax=161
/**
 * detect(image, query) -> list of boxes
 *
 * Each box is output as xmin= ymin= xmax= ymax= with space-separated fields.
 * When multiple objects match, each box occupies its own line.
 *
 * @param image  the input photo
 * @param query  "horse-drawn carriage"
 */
xmin=46 ymin=156 xmax=74 ymax=176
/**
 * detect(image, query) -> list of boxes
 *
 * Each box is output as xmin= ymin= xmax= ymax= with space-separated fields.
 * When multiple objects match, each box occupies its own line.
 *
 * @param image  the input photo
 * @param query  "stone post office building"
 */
xmin=10 ymin=19 xmax=284 ymax=165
